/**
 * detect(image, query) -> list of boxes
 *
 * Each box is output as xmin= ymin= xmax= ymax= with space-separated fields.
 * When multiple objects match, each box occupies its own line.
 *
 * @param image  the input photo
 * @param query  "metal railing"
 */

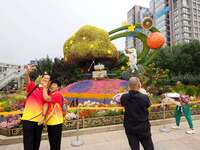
xmin=0 ymin=64 xmax=24 ymax=90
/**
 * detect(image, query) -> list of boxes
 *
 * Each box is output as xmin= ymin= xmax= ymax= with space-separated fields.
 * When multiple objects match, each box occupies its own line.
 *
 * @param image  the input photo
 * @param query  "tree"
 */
xmin=30 ymin=57 xmax=84 ymax=85
xmin=51 ymin=58 xmax=83 ymax=85
xmin=154 ymin=40 xmax=200 ymax=75
xmin=29 ymin=56 xmax=53 ymax=80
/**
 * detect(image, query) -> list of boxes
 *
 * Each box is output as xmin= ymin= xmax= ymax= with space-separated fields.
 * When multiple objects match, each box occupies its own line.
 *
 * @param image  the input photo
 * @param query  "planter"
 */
xmin=63 ymin=115 xmax=123 ymax=130
xmin=0 ymin=127 xmax=22 ymax=136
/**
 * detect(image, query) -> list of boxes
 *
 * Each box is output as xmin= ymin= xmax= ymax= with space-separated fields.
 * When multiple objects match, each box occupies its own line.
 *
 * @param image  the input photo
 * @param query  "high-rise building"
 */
xmin=171 ymin=0 xmax=200 ymax=44
xmin=126 ymin=5 xmax=151 ymax=51
xmin=150 ymin=0 xmax=200 ymax=46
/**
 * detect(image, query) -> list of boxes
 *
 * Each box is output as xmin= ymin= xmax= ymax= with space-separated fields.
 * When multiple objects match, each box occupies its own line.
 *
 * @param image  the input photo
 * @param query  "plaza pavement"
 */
xmin=1 ymin=119 xmax=200 ymax=150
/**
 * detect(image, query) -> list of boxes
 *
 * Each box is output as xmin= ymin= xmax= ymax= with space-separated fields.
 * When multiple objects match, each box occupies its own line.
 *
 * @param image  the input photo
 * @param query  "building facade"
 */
xmin=126 ymin=5 xmax=151 ymax=51
xmin=171 ymin=0 xmax=200 ymax=44
xmin=150 ymin=0 xmax=200 ymax=46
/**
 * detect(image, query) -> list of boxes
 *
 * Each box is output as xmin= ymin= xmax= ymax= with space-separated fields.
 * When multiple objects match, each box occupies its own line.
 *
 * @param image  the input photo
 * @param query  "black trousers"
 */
xmin=47 ymin=124 xmax=62 ymax=150
xmin=125 ymin=125 xmax=154 ymax=150
xmin=22 ymin=120 xmax=43 ymax=150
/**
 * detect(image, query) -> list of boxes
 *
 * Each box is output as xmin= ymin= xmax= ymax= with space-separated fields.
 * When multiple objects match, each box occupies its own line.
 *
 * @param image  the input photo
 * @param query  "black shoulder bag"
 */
xmin=27 ymin=85 xmax=38 ymax=98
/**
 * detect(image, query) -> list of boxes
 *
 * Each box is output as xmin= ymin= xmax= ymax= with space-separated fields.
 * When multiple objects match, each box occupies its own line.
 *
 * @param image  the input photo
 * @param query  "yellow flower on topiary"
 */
xmin=69 ymin=40 xmax=73 ymax=44
xmin=107 ymin=50 xmax=111 ymax=54
xmin=90 ymin=44 xmax=94 ymax=48
xmin=82 ymin=37 xmax=86 ymax=40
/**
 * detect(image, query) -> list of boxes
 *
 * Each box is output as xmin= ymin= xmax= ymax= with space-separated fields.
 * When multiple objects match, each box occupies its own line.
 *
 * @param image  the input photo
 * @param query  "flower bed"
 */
xmin=0 ymin=91 xmax=25 ymax=112
xmin=60 ymin=79 xmax=128 ymax=103
xmin=0 ymin=89 xmax=200 ymax=136
xmin=1 ymin=107 xmax=200 ymax=136
xmin=0 ymin=114 xmax=21 ymax=128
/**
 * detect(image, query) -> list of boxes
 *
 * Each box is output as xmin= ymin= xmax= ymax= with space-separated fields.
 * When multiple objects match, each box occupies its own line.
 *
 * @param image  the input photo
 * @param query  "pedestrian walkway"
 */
xmin=1 ymin=119 xmax=200 ymax=150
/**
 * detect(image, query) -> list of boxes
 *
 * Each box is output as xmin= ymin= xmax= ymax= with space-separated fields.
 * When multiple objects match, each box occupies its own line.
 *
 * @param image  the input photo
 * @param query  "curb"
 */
xmin=1 ymin=115 xmax=200 ymax=145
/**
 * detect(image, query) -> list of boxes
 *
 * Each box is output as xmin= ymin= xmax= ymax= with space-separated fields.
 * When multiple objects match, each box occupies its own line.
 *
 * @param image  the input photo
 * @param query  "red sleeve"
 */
xmin=50 ymin=92 xmax=63 ymax=106
xmin=26 ymin=81 xmax=36 ymax=94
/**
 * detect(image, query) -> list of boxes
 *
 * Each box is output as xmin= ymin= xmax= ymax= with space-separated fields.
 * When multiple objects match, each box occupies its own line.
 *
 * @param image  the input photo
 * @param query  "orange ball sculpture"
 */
xmin=147 ymin=32 xmax=165 ymax=49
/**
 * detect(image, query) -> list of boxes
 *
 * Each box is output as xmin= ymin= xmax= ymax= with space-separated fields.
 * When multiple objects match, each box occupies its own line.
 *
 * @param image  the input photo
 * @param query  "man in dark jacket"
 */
xmin=120 ymin=77 xmax=154 ymax=150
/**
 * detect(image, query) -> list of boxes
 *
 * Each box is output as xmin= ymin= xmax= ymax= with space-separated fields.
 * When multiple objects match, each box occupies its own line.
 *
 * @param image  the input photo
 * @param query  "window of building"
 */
xmin=183 ymin=8 xmax=189 ymax=13
xmin=183 ymin=20 xmax=190 ymax=25
xmin=193 ymin=8 xmax=197 ymax=13
xmin=184 ymin=39 xmax=190 ymax=43
xmin=182 ymin=0 xmax=189 ymax=7
xmin=174 ymin=16 xmax=179 ymax=22
xmin=184 ymin=33 xmax=191 ymax=37
xmin=183 ymin=26 xmax=190 ymax=32
xmin=175 ymin=28 xmax=179 ymax=33
xmin=175 ymin=22 xmax=179 ymax=27
xmin=194 ymin=21 xmax=198 ymax=25
xmin=183 ymin=14 xmax=190 ymax=19
xmin=194 ymin=27 xmax=198 ymax=32
xmin=174 ymin=10 xmax=178 ymax=15
xmin=175 ymin=34 xmax=179 ymax=39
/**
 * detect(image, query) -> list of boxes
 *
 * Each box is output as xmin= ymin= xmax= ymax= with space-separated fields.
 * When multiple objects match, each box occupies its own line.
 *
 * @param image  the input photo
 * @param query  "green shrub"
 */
xmin=195 ymin=87 xmax=200 ymax=96
xmin=171 ymin=84 xmax=200 ymax=96
xmin=171 ymin=83 xmax=185 ymax=93
xmin=13 ymin=95 xmax=26 ymax=101
xmin=185 ymin=86 xmax=197 ymax=96
xmin=3 ymin=106 xmax=11 ymax=112
xmin=171 ymin=73 xmax=200 ymax=85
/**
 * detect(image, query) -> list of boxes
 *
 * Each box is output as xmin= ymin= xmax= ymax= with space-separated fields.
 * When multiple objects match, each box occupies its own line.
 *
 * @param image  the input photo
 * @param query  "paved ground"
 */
xmin=1 ymin=120 xmax=200 ymax=150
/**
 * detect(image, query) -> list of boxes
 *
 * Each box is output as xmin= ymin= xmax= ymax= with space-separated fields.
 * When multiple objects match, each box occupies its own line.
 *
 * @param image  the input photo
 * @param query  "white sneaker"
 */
xmin=186 ymin=129 xmax=196 ymax=134
xmin=171 ymin=125 xmax=180 ymax=129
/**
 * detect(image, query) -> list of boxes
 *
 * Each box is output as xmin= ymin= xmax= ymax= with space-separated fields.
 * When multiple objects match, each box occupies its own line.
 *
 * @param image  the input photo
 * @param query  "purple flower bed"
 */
xmin=68 ymin=80 xmax=93 ymax=93
xmin=0 ymin=115 xmax=21 ymax=129
xmin=66 ymin=98 xmax=112 ymax=104
xmin=120 ymin=81 xmax=128 ymax=89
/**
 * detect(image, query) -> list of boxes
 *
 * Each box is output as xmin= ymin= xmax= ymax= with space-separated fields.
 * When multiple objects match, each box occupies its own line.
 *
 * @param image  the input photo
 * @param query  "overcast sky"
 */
xmin=0 ymin=0 xmax=149 ymax=65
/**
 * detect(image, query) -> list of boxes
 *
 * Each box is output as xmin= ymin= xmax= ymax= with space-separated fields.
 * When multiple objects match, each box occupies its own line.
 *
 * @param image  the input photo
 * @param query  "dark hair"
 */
xmin=51 ymin=79 xmax=61 ymax=87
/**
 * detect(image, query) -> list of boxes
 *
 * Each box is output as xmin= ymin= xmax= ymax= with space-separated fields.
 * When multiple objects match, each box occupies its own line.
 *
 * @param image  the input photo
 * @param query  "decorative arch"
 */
xmin=108 ymin=23 xmax=160 ymax=66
